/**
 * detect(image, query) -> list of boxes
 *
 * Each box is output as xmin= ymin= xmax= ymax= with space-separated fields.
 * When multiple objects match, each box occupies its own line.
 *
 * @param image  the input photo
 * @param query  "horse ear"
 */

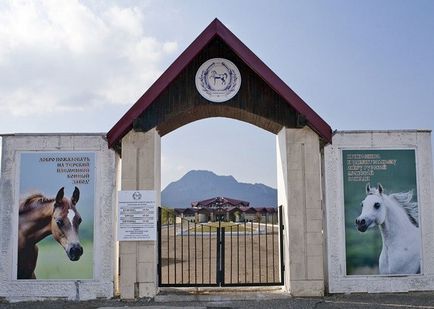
xmin=72 ymin=186 xmax=80 ymax=205
xmin=55 ymin=187 xmax=64 ymax=205
xmin=378 ymin=183 xmax=383 ymax=195
xmin=366 ymin=183 xmax=371 ymax=194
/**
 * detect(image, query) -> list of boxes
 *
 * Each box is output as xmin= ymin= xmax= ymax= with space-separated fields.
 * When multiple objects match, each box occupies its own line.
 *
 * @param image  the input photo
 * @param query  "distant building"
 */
xmin=174 ymin=196 xmax=276 ymax=223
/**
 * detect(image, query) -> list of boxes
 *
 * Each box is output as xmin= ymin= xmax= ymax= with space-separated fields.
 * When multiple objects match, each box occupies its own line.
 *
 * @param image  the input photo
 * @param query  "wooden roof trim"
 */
xmin=107 ymin=18 xmax=332 ymax=148
xmin=107 ymin=20 xmax=219 ymax=148
xmin=214 ymin=20 xmax=332 ymax=141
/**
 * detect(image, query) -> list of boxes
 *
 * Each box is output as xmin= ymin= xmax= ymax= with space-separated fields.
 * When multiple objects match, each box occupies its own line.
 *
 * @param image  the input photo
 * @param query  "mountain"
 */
xmin=161 ymin=170 xmax=277 ymax=208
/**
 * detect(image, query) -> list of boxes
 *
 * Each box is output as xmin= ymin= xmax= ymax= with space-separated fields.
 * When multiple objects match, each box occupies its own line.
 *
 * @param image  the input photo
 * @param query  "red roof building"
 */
xmin=191 ymin=196 xmax=249 ymax=208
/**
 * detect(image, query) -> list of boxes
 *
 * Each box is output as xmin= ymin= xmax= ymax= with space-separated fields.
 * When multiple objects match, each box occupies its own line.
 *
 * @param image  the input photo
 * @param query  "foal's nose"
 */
xmin=69 ymin=244 xmax=83 ymax=261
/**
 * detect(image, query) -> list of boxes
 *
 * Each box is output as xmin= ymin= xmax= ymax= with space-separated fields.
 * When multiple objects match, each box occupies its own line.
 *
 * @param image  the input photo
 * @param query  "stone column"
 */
xmin=120 ymin=129 xmax=161 ymax=298
xmin=276 ymin=127 xmax=324 ymax=296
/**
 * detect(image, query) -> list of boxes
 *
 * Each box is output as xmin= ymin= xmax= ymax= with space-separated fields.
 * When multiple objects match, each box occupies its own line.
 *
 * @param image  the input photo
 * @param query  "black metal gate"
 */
xmin=158 ymin=206 xmax=284 ymax=287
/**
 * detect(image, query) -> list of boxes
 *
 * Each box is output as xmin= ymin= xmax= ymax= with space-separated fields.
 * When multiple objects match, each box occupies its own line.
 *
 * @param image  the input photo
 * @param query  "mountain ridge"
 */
xmin=162 ymin=170 xmax=277 ymax=208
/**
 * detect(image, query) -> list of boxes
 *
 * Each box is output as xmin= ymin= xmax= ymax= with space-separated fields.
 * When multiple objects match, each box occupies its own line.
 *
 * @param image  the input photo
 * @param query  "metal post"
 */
xmin=157 ymin=207 xmax=162 ymax=286
xmin=216 ymin=227 xmax=221 ymax=285
xmin=221 ymin=227 xmax=225 ymax=285
xmin=279 ymin=205 xmax=284 ymax=284
xmin=265 ymin=212 xmax=268 ymax=282
xmin=237 ymin=225 xmax=240 ymax=284
xmin=181 ymin=218 xmax=184 ymax=284
xmin=174 ymin=211 xmax=177 ymax=283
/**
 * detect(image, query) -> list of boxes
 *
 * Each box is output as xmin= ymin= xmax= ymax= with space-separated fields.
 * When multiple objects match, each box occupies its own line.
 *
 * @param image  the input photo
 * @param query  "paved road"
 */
xmin=2 ymin=292 xmax=434 ymax=309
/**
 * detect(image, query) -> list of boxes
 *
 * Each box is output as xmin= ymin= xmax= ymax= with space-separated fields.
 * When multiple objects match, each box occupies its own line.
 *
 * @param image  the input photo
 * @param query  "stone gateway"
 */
xmin=0 ymin=19 xmax=433 ymax=302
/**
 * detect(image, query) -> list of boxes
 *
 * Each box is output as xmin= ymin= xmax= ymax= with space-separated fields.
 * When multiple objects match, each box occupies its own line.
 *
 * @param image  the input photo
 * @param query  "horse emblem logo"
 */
xmin=195 ymin=58 xmax=241 ymax=103
xmin=132 ymin=191 xmax=142 ymax=200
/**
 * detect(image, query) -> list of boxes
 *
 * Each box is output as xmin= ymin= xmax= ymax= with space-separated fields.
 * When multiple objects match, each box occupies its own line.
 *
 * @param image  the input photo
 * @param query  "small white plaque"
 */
xmin=117 ymin=190 xmax=156 ymax=241
xmin=195 ymin=58 xmax=241 ymax=103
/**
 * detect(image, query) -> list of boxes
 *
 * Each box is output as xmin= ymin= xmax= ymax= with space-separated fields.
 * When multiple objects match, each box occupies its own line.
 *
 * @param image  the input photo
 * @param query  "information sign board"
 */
xmin=118 ymin=190 xmax=156 ymax=241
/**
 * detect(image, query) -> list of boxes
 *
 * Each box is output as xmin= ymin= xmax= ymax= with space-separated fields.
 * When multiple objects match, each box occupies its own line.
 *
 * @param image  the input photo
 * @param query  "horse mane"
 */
xmin=19 ymin=193 xmax=55 ymax=214
xmin=389 ymin=190 xmax=419 ymax=227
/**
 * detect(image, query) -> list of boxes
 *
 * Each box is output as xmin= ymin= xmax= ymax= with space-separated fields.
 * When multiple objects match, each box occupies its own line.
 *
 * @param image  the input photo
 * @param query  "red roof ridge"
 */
xmin=107 ymin=18 xmax=332 ymax=148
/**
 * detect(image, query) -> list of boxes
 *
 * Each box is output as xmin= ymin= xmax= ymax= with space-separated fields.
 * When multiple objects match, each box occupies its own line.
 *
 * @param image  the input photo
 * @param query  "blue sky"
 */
xmin=0 ymin=1 xmax=433 ymax=188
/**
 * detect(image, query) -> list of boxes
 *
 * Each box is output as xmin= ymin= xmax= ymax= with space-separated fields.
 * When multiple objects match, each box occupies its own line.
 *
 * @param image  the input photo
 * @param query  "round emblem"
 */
xmin=195 ymin=58 xmax=241 ymax=103
xmin=132 ymin=192 xmax=142 ymax=200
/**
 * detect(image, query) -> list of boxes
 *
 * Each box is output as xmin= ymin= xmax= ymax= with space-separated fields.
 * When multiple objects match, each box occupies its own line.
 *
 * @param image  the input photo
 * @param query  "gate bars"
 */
xmin=157 ymin=206 xmax=284 ymax=287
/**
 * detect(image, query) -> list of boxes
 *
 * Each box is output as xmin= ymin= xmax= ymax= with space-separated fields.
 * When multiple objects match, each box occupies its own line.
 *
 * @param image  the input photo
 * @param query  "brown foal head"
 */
xmin=51 ymin=187 xmax=83 ymax=261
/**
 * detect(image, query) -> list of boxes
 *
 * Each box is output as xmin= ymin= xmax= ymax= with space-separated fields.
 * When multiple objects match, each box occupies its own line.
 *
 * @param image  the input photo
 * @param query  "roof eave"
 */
xmin=107 ymin=18 xmax=332 ymax=148
xmin=214 ymin=20 xmax=332 ymax=143
xmin=107 ymin=20 xmax=220 ymax=148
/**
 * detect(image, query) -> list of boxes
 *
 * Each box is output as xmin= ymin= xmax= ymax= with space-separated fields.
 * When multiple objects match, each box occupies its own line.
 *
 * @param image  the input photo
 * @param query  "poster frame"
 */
xmin=338 ymin=147 xmax=422 ymax=277
xmin=0 ymin=134 xmax=117 ymax=301
xmin=325 ymin=130 xmax=434 ymax=293
xmin=13 ymin=150 xmax=97 ymax=280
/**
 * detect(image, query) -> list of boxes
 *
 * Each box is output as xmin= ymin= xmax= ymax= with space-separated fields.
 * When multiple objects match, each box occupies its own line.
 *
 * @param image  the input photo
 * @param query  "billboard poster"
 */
xmin=343 ymin=149 xmax=420 ymax=275
xmin=17 ymin=152 xmax=95 ymax=279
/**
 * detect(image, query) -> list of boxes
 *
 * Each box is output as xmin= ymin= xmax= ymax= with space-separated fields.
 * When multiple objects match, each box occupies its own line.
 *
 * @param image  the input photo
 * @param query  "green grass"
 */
xmin=34 ymin=239 xmax=93 ymax=279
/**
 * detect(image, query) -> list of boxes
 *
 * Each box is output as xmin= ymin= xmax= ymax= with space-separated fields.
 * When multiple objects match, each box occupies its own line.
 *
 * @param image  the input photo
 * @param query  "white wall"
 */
xmin=0 ymin=134 xmax=117 ymax=301
xmin=325 ymin=130 xmax=434 ymax=293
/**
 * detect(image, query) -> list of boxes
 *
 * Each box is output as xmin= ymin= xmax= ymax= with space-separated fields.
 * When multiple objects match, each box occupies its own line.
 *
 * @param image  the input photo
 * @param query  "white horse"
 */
xmin=355 ymin=184 xmax=420 ymax=275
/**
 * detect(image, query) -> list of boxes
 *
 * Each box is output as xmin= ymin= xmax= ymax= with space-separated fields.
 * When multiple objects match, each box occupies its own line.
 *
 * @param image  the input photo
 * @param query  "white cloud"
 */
xmin=103 ymin=5 xmax=144 ymax=38
xmin=1 ymin=88 xmax=80 ymax=116
xmin=163 ymin=41 xmax=178 ymax=54
xmin=0 ymin=0 xmax=178 ymax=116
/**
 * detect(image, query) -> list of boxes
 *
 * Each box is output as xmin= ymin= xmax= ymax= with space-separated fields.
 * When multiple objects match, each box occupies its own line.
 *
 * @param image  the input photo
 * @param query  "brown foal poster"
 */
xmin=17 ymin=152 xmax=95 ymax=279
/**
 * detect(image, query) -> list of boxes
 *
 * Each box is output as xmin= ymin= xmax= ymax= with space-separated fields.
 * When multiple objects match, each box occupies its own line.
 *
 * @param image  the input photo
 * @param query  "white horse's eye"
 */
xmin=360 ymin=202 xmax=363 ymax=208
xmin=374 ymin=202 xmax=381 ymax=209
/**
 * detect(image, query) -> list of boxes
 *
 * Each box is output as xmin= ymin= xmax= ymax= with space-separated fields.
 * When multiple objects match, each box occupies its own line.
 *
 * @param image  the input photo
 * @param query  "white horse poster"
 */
xmin=342 ymin=149 xmax=420 ymax=275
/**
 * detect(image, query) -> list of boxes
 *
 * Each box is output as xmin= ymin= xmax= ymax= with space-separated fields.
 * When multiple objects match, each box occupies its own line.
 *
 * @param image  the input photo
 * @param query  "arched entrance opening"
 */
xmin=161 ymin=118 xmax=277 ymax=193
xmin=108 ymin=18 xmax=331 ymax=298
xmin=160 ymin=118 xmax=279 ymax=287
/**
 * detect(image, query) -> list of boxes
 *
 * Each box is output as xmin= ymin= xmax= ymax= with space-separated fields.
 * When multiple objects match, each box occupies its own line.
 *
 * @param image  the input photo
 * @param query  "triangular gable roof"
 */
xmin=107 ymin=18 xmax=332 ymax=148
